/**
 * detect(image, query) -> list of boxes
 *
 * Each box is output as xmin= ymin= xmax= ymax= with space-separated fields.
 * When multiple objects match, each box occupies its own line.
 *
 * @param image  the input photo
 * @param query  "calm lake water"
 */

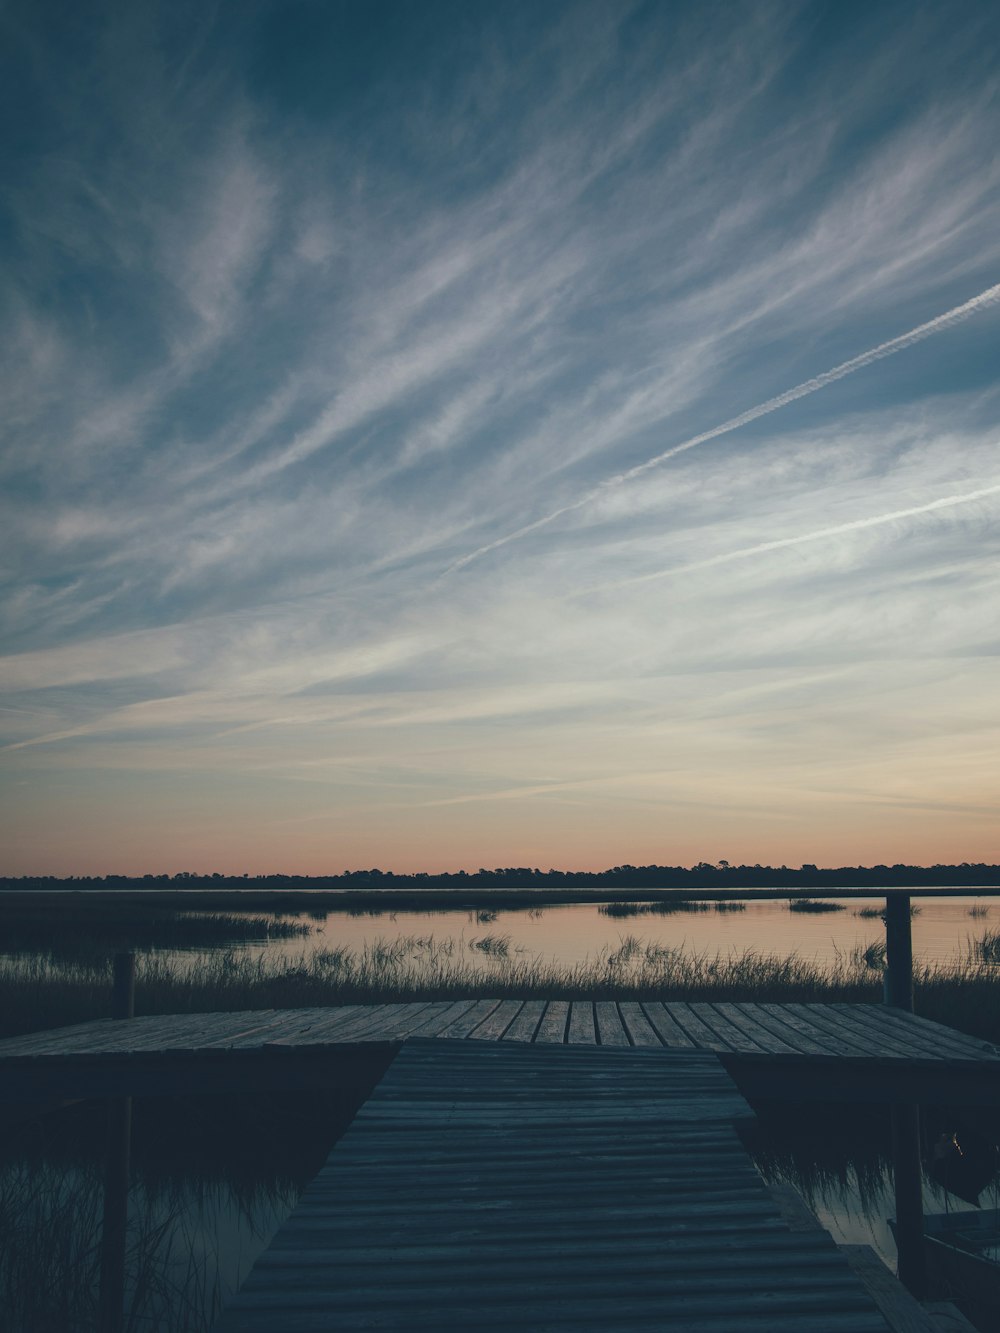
xmin=194 ymin=894 xmax=997 ymax=971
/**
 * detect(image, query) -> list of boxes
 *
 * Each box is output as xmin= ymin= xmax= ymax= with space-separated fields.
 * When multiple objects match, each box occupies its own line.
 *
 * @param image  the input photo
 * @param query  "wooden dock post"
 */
xmin=99 ymin=953 xmax=134 ymax=1333
xmin=891 ymin=1101 xmax=927 ymax=1299
xmin=884 ymin=893 xmax=913 ymax=1011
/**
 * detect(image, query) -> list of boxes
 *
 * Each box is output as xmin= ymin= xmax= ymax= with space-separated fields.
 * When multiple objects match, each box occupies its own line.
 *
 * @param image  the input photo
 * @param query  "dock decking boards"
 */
xmin=2 ymin=1000 xmax=996 ymax=1062
xmin=1 ymin=1001 xmax=997 ymax=1103
xmin=212 ymin=1040 xmax=891 ymax=1332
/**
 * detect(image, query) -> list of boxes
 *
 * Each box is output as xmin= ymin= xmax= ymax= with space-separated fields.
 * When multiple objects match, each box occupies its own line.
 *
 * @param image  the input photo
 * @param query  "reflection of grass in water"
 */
xmin=0 ymin=1159 xmax=224 ymax=1332
xmin=469 ymin=934 xmax=511 ymax=958
xmin=969 ymin=905 xmax=990 ymax=919
xmin=747 ymin=1100 xmax=1000 ymax=1258
xmin=599 ymin=900 xmax=711 ymax=918
xmin=973 ymin=931 xmax=1000 ymax=965
xmin=788 ymin=899 xmax=844 ymax=913
xmin=0 ymin=1076 xmax=385 ymax=1333
xmin=860 ymin=941 xmax=887 ymax=972
xmin=473 ymin=909 xmax=498 ymax=924
xmin=855 ymin=906 xmax=884 ymax=919
xmin=714 ymin=900 xmax=746 ymax=912
xmin=745 ymin=1100 xmax=893 ymax=1217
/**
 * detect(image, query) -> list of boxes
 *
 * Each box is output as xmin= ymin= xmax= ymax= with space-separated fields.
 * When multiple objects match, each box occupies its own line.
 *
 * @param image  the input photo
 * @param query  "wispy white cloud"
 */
xmin=448 ymin=281 xmax=1000 ymax=572
xmin=4 ymin=1 xmax=1000 ymax=871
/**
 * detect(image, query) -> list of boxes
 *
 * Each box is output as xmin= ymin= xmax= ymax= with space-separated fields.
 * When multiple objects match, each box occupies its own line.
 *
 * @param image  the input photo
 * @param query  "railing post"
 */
xmin=99 ymin=953 xmax=134 ymax=1333
xmin=884 ymin=893 xmax=913 ymax=1011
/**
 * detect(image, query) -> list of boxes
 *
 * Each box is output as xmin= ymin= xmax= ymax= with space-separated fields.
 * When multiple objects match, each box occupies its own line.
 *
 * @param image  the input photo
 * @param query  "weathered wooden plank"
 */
xmin=220 ymin=1284 xmax=884 ymax=1324
xmin=264 ymin=1003 xmax=388 ymax=1044
xmin=468 ymin=999 xmax=525 ymax=1041
xmin=767 ymin=1004 xmax=873 ymax=1058
xmin=617 ymin=1000 xmax=663 ymax=1047
xmin=196 ymin=1011 xmax=291 ymax=1048
xmin=710 ymin=1002 xmax=805 ymax=1055
xmin=249 ymin=1008 xmax=365 ymax=1048
xmin=754 ymin=1003 xmax=851 ymax=1057
xmin=865 ymin=1004 xmax=999 ymax=1060
xmin=356 ymin=1097 xmax=747 ymax=1124
xmin=434 ymin=998 xmax=503 ymax=1038
xmin=334 ymin=1001 xmax=451 ymax=1042
xmin=0 ymin=1012 xmax=205 ymax=1058
xmin=285 ymin=1004 xmax=398 ymax=1042
xmin=214 ymin=1308 xmax=888 ymax=1332
xmin=784 ymin=1004 xmax=893 ymax=1058
xmin=728 ymin=1003 xmax=835 ymax=1057
xmin=233 ymin=1264 xmax=873 ymax=1303
xmin=664 ymin=1002 xmax=734 ymax=1051
xmin=403 ymin=999 xmax=482 ymax=1038
xmin=686 ymin=1001 xmax=770 ymax=1053
xmin=566 ymin=1000 xmax=597 ymax=1045
xmin=594 ymin=1000 xmax=630 ymax=1046
xmin=533 ymin=1002 xmax=570 ymax=1039
xmin=263 ymin=1228 xmax=840 ymax=1263
xmin=501 ymin=999 xmax=546 ymax=1043
xmin=823 ymin=1005 xmax=938 ymax=1060
xmin=639 ymin=1000 xmax=698 ymax=1047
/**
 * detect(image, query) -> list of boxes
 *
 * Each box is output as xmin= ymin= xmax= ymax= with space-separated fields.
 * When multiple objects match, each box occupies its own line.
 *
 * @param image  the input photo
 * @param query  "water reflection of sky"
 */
xmin=211 ymin=897 xmax=996 ymax=972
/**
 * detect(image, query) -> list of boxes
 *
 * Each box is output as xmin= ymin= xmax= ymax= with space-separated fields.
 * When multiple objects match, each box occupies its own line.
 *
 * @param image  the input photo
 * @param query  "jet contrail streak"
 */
xmin=588 ymin=480 xmax=1000 ymax=592
xmin=447 ymin=280 xmax=1000 ymax=573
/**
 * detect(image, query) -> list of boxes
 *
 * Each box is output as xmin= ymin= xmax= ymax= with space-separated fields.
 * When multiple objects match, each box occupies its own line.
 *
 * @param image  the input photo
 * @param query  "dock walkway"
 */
xmin=213 ymin=1039 xmax=895 ymax=1332
xmin=1 ymin=999 xmax=996 ymax=1103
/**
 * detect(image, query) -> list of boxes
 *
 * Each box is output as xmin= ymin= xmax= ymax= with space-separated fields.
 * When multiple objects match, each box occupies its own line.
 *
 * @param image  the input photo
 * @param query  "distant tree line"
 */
xmin=2 ymin=861 xmax=999 ymax=891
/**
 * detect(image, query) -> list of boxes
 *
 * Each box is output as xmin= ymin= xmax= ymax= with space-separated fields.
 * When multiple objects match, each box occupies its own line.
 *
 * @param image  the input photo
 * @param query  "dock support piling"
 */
xmin=884 ymin=893 xmax=913 ymax=1011
xmin=891 ymin=1101 xmax=927 ymax=1299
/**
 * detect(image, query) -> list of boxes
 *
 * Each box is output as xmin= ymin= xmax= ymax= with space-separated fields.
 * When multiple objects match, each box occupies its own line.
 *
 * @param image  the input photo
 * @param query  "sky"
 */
xmin=2 ymin=0 xmax=999 ymax=877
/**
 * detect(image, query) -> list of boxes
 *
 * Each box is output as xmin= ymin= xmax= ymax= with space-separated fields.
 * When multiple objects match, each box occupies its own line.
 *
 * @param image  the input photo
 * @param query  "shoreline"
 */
xmin=1 ymin=884 xmax=999 ymax=912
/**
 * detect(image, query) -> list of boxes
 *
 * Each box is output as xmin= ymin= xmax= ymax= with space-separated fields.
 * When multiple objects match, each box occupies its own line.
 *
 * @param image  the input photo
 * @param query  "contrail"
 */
xmin=587 ymin=481 xmax=1000 ymax=592
xmin=447 ymin=280 xmax=1000 ymax=573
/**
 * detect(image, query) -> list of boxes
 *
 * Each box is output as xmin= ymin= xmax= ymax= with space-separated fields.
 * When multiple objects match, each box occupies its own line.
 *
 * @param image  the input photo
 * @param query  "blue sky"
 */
xmin=2 ymin=0 xmax=999 ymax=874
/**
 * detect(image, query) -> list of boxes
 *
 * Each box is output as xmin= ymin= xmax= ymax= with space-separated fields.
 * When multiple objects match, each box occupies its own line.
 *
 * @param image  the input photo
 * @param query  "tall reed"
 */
xmin=2 ymin=933 xmax=999 ymax=1043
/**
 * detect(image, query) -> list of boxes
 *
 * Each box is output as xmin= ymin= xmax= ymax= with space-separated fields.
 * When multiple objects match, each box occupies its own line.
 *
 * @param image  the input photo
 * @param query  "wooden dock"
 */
xmin=1 ymin=999 xmax=997 ymax=1103
xmin=212 ymin=1039 xmax=896 ymax=1332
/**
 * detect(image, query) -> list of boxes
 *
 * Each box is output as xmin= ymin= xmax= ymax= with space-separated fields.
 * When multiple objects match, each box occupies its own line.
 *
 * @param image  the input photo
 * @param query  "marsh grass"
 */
xmin=599 ymin=900 xmax=711 ymax=918
xmin=0 ymin=905 xmax=310 ymax=962
xmin=973 ymin=931 xmax=1000 ymax=965
xmin=788 ymin=899 xmax=844 ymax=913
xmin=854 ymin=906 xmax=884 ymax=919
xmin=2 ymin=928 xmax=1000 ymax=1042
xmin=970 ymin=905 xmax=990 ymax=918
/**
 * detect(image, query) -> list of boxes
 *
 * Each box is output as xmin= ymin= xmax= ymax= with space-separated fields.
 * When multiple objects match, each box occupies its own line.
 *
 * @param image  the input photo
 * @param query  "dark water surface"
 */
xmin=2 ymin=1073 xmax=998 ymax=1332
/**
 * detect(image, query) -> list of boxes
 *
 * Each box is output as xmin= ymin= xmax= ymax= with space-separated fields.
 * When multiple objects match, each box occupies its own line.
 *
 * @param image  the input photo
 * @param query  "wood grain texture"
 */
xmin=213 ymin=1038 xmax=891 ymax=1332
xmin=2 ymin=1000 xmax=997 ymax=1088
